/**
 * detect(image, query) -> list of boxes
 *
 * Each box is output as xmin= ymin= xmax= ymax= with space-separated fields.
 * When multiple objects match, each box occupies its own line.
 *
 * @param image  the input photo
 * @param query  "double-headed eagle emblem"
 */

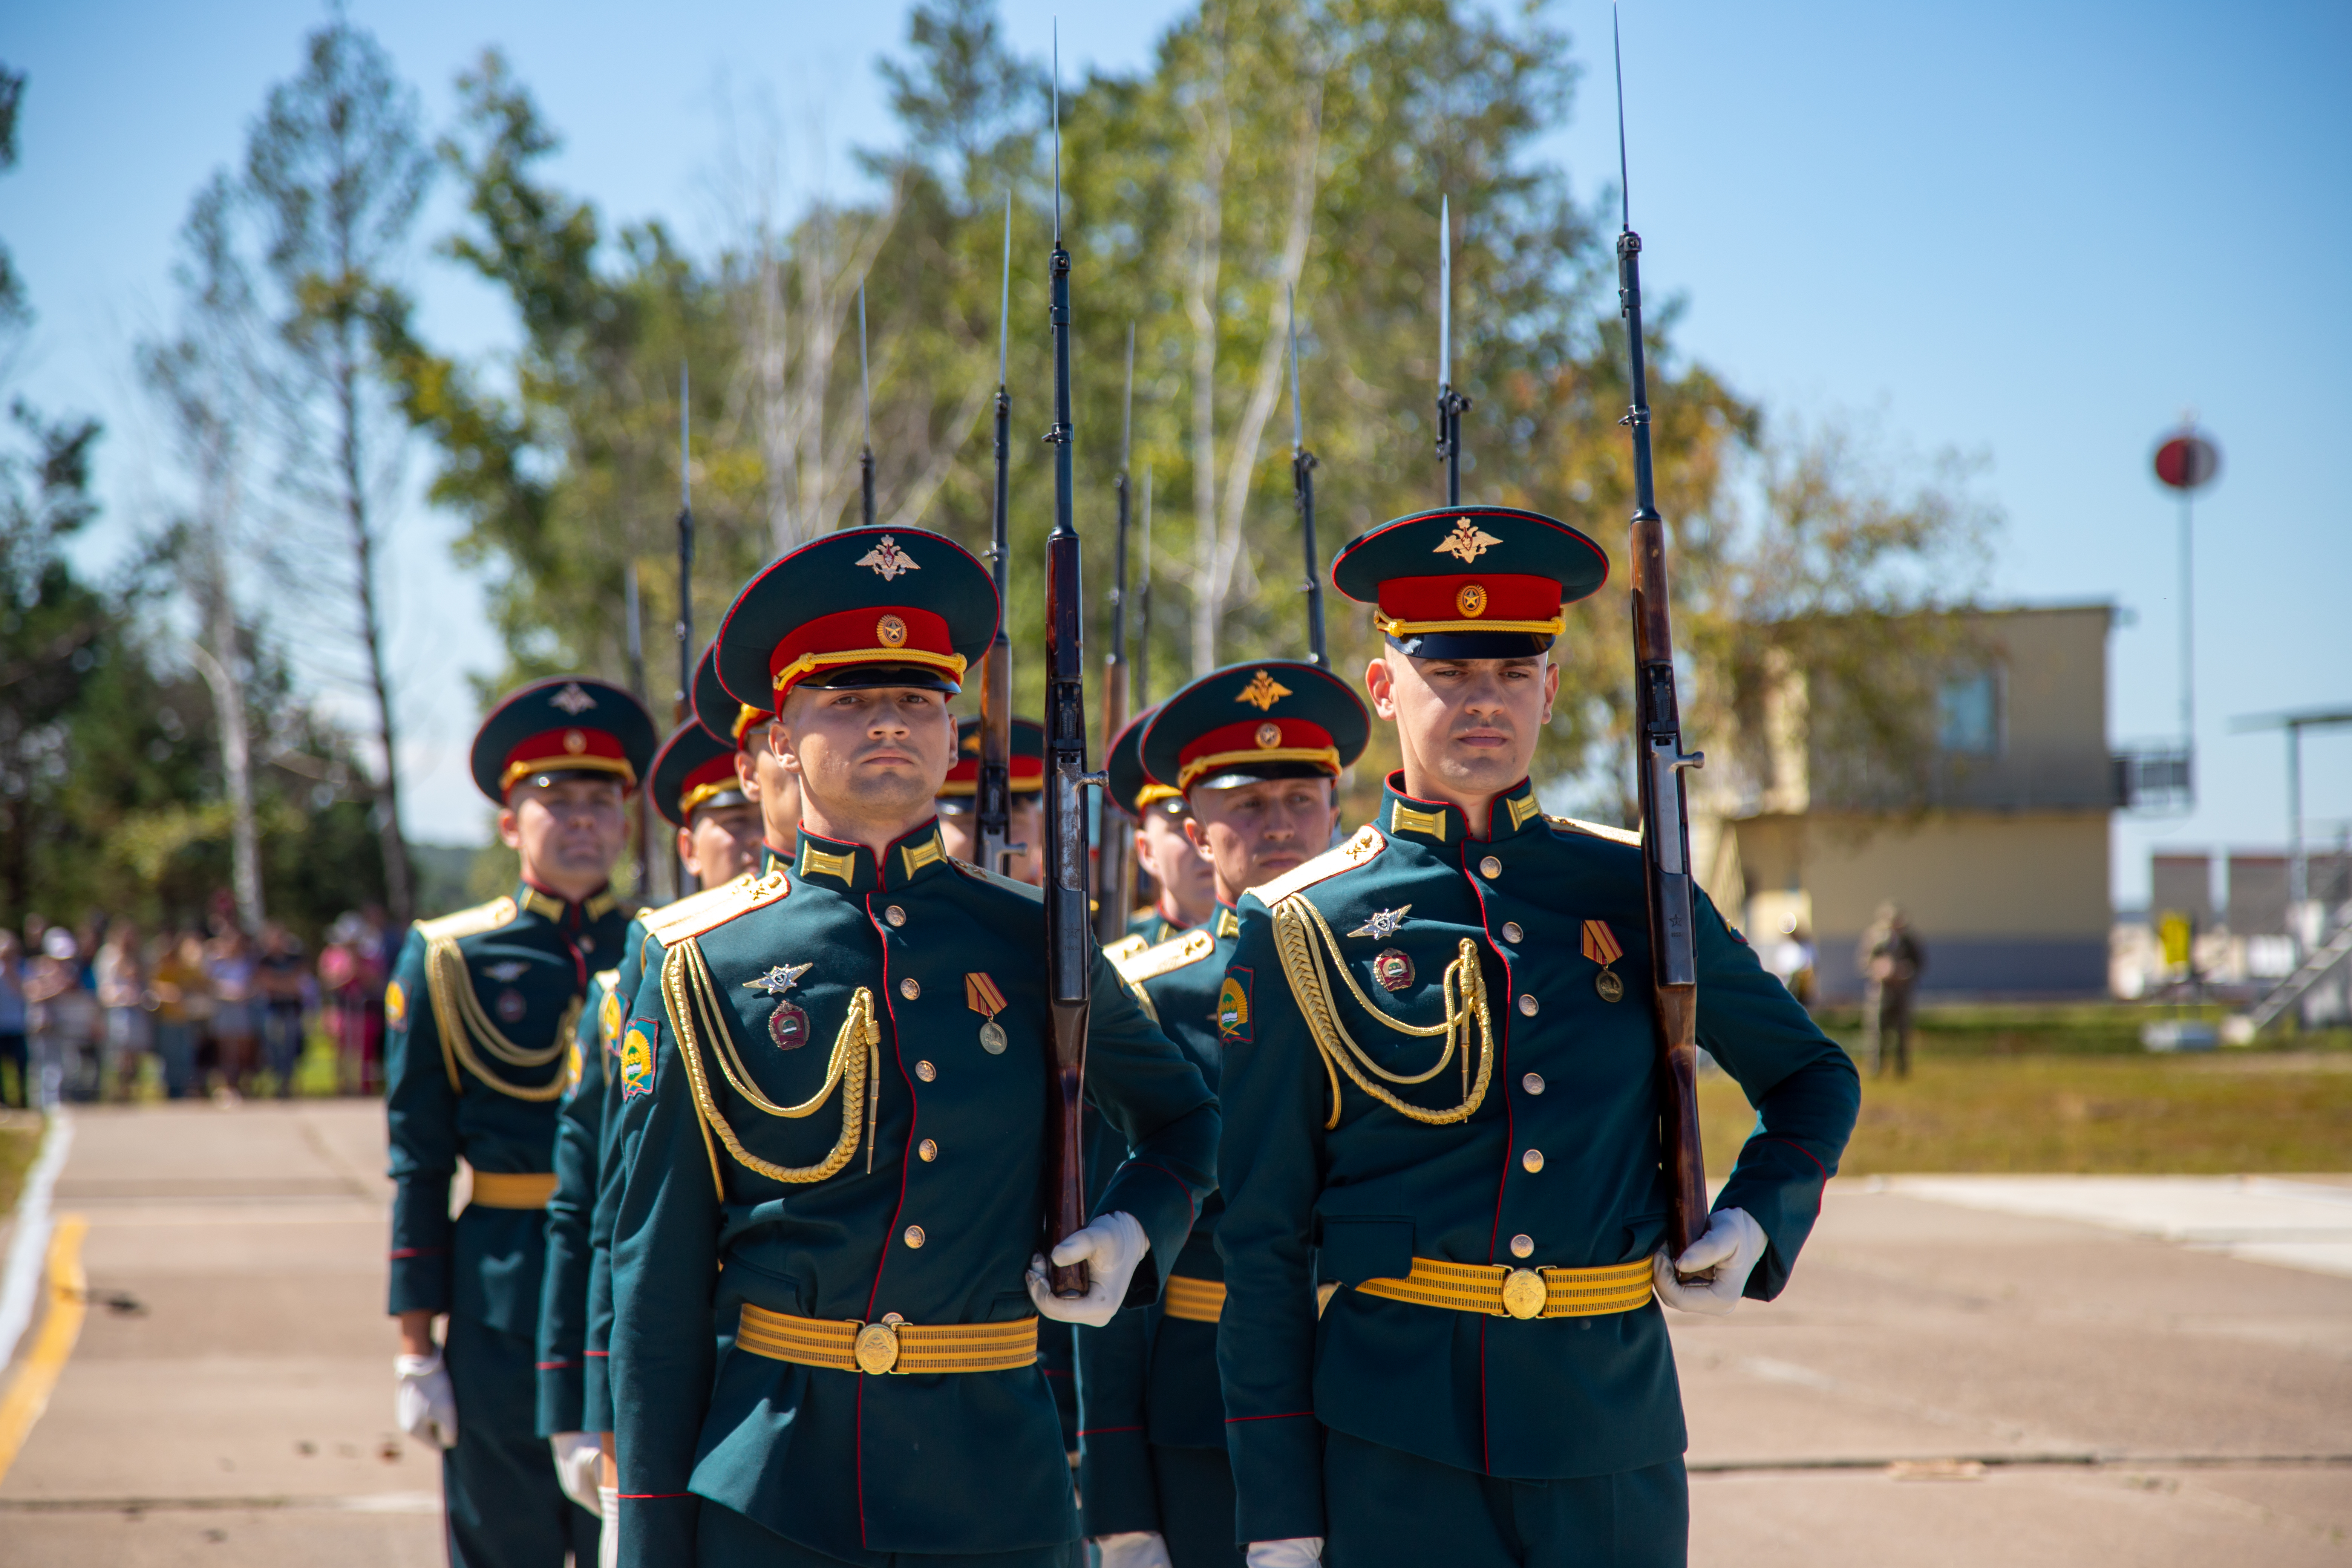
xmin=856 ymin=536 xmax=921 ymax=580
xmin=1432 ymin=518 xmax=1502 ymax=563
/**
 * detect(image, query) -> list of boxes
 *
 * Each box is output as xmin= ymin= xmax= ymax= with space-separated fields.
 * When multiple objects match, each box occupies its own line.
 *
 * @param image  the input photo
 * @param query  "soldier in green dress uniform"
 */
xmin=605 ymin=525 xmax=1220 ymax=1568
xmin=388 ymin=676 xmax=656 ymax=1568
xmin=1214 ymin=508 xmax=1861 ymax=1568
xmin=538 ymin=698 xmax=769 ymax=1537
xmin=1083 ymin=663 xmax=1369 ymax=1568
xmin=1106 ymin=706 xmax=1215 ymax=945
xmin=936 ymin=715 xmax=1046 ymax=887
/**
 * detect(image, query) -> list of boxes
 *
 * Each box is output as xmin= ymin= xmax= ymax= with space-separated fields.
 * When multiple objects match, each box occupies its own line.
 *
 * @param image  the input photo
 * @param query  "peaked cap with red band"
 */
xmin=1142 ymin=661 xmax=1370 ymax=795
xmin=649 ymin=721 xmax=748 ymax=828
xmin=939 ymin=716 xmax=1046 ymax=801
xmin=1106 ymin=703 xmax=1181 ymax=818
xmin=691 ymin=644 xmax=770 ymax=751
xmin=713 ymin=526 xmax=998 ymax=709
xmin=469 ymin=676 xmax=658 ymax=804
xmin=1331 ymin=505 xmax=1608 ymax=660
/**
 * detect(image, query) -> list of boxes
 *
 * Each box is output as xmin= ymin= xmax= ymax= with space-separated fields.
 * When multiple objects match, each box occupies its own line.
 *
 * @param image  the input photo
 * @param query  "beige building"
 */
xmin=1693 ymin=604 xmax=2117 ymax=1000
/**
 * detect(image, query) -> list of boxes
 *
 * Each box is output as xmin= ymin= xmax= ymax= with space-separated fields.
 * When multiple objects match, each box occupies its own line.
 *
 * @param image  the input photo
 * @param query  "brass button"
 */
xmin=1501 ymin=1268 xmax=1546 ymax=1319
xmin=918 ymin=1139 xmax=938 ymax=1162
xmin=1522 ymin=1148 xmax=1545 ymax=1173
xmin=1518 ymin=993 xmax=1539 ymax=1016
xmin=903 ymin=1225 xmax=926 ymax=1249
xmin=915 ymin=1060 xmax=937 ymax=1082
xmin=1522 ymin=1072 xmax=1545 ymax=1095
xmin=900 ymin=977 xmax=921 ymax=1000
xmin=1502 ymin=921 xmax=1524 ymax=943
xmin=885 ymin=905 xmax=907 ymax=927
xmin=1479 ymin=856 xmax=1502 ymax=879
xmin=1510 ymin=1233 xmax=1535 ymax=1258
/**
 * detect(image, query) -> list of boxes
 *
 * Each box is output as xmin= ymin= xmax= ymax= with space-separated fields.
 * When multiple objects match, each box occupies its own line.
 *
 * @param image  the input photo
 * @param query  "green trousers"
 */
xmin=1149 ymin=1444 xmax=1244 ymax=1568
xmin=693 ymin=1500 xmax=1082 ymax=1566
xmin=1323 ymin=1430 xmax=1686 ymax=1568
xmin=444 ymin=1315 xmax=602 ymax=1568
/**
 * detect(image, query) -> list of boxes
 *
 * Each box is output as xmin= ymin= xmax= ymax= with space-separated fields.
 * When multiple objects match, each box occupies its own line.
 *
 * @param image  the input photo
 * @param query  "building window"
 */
xmin=1939 ymin=670 xmax=2000 ymax=755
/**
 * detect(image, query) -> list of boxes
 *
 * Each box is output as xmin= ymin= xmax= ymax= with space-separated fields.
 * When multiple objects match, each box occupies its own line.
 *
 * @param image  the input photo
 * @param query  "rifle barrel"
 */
xmin=1289 ymin=286 xmax=1326 ymax=667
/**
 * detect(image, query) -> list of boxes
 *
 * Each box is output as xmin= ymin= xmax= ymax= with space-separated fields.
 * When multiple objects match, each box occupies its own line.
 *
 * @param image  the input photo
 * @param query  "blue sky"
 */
xmin=6 ymin=1 xmax=2348 ymax=902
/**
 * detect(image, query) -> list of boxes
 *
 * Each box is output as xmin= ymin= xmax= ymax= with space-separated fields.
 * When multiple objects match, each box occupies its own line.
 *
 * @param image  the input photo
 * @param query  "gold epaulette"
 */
xmin=414 ymin=896 xmax=518 ymax=944
xmin=1103 ymin=933 xmax=1151 ymax=965
xmin=1250 ymin=824 xmax=1386 ymax=907
xmin=1546 ymin=815 xmax=1642 ymax=847
xmin=643 ymin=868 xmax=788 ymax=947
xmin=1116 ymin=928 xmax=1216 ymax=985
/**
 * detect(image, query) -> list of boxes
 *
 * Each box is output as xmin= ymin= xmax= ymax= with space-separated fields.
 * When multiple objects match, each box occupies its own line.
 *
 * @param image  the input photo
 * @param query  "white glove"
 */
xmin=1653 ymin=1207 xmax=1767 ymax=1315
xmin=395 ymin=1352 xmax=458 ymax=1449
xmin=1247 ymin=1540 xmax=1325 ymax=1567
xmin=597 ymin=1486 xmax=620 ymax=1568
xmin=1096 ymin=1531 xmax=1174 ymax=1568
xmin=550 ymin=1431 xmax=602 ymax=1513
xmin=1025 ymin=1211 xmax=1148 ymax=1328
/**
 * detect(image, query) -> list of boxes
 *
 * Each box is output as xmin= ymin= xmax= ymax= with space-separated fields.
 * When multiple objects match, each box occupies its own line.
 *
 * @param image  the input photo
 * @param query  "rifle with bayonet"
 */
xmin=1096 ymin=325 xmax=1137 ymax=943
xmin=978 ymin=196 xmax=1015 ymax=877
xmin=1039 ymin=44 xmax=1091 ymax=1297
xmin=1613 ymin=10 xmax=1707 ymax=1260
xmin=1289 ymin=285 xmax=1326 ymax=668
xmin=675 ymin=363 xmax=695 ymax=896
xmin=1435 ymin=196 xmax=1471 ymax=506
xmin=1134 ymin=467 xmax=1153 ymax=706
xmin=858 ymin=284 xmax=876 ymax=528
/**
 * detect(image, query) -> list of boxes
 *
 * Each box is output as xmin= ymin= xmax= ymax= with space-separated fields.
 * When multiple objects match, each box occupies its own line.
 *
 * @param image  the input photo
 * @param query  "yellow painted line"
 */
xmin=0 ymin=1214 xmax=90 ymax=1484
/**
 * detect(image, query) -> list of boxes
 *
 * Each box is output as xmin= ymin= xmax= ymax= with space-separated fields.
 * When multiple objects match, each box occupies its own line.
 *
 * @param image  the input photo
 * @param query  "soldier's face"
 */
xmin=681 ymin=801 xmax=763 ymax=885
xmin=1185 ymin=778 xmax=1336 ymax=903
xmin=744 ymin=730 xmax=803 ymax=850
xmin=500 ymin=778 xmax=629 ymax=896
xmin=775 ymin=686 xmax=957 ymax=833
xmin=1135 ymin=805 xmax=1215 ymax=925
xmin=1368 ymin=653 xmax=1556 ymax=805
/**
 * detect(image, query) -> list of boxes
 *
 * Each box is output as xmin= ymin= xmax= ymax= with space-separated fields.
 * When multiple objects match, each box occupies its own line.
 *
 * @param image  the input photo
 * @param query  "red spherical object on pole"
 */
xmin=2154 ymin=432 xmax=2220 ymax=491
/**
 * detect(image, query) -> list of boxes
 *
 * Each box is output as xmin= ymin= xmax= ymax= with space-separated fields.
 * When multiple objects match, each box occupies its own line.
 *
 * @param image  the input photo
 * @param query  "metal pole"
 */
xmin=2288 ymin=721 xmax=2306 ymax=957
xmin=2180 ymin=490 xmax=2194 ymax=754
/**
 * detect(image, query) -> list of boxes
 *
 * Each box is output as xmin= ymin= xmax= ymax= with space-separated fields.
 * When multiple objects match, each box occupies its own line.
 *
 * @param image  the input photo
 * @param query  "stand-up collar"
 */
xmin=516 ymin=880 xmax=621 ymax=926
xmin=792 ymin=819 xmax=951 ymax=896
xmin=1377 ymin=772 xmax=1547 ymax=848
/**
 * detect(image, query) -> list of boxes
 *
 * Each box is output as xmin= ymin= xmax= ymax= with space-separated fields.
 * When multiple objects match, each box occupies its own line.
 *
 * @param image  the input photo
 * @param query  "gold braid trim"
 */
xmin=421 ymin=936 xmax=580 ymax=1101
xmin=663 ymin=937 xmax=880 ymax=1195
xmin=1269 ymin=893 xmax=1493 ymax=1130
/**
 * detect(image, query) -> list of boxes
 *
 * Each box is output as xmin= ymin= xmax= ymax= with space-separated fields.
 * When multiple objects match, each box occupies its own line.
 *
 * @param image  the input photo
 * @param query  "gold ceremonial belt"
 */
xmin=736 ymin=1302 xmax=1039 ymax=1377
xmin=1355 ymin=1256 xmax=1654 ymax=1321
xmin=467 ymin=1171 xmax=559 ymax=1210
xmin=1161 ymin=1275 xmax=1226 ymax=1324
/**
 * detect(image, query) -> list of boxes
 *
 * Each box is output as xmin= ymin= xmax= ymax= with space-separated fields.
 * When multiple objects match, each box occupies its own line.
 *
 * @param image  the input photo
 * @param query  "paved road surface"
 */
xmin=0 ymin=1102 xmax=2345 ymax=1565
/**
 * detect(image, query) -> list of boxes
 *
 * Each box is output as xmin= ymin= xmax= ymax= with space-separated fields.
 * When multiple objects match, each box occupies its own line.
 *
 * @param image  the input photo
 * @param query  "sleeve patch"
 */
xmin=1219 ymin=968 xmax=1253 ymax=1044
xmin=563 ymin=1037 xmax=585 ymax=1103
xmin=384 ymin=979 xmax=407 ymax=1031
xmin=620 ymin=1021 xmax=657 ymax=1099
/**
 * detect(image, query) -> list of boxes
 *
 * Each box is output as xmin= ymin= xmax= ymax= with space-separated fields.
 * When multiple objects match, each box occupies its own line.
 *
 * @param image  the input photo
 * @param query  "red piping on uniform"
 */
xmin=856 ymin=873 xmax=917 ymax=1556
xmin=1464 ymin=835 xmax=1514 ymax=1480
xmin=387 ymin=1247 xmax=444 ymax=1258
xmin=1764 ymin=1136 xmax=1830 ymax=1217
xmin=617 ymin=1492 xmax=691 ymax=1499
xmin=534 ymin=1360 xmax=573 ymax=1370
xmin=1120 ymin=1160 xmax=1198 ymax=1224
xmin=584 ymin=1349 xmax=608 ymax=1357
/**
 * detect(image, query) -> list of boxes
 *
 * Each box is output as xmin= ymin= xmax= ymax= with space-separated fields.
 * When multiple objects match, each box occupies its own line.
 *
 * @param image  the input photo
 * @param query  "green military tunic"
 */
xmin=1125 ymin=908 xmax=1189 ymax=947
xmin=1082 ymin=908 xmax=1244 ymax=1565
xmin=609 ymin=823 xmax=1219 ymax=1567
xmin=1214 ymin=776 xmax=1860 ymax=1550
xmin=387 ymin=882 xmax=625 ymax=1566
xmin=536 ymin=963 xmax=616 ymax=1437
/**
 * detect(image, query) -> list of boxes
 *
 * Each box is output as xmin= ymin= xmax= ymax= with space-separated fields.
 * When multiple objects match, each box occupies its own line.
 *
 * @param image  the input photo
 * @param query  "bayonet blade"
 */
xmin=1122 ymin=322 xmax=1135 ymax=471
xmin=998 ymin=191 xmax=1012 ymax=389
xmin=1051 ymin=23 xmax=1062 ymax=243
xmin=1614 ymin=3 xmax=1631 ymax=232
xmin=1439 ymin=194 xmax=1452 ymax=391
xmin=858 ymin=284 xmax=872 ymax=447
xmin=1289 ymin=283 xmax=1303 ymax=452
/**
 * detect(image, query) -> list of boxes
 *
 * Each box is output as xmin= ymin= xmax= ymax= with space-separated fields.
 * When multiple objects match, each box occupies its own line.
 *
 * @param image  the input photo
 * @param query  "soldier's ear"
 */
xmin=1541 ymin=658 xmax=1560 ymax=724
xmin=495 ymin=805 xmax=524 ymax=851
xmin=1365 ymin=656 xmax=1399 ymax=721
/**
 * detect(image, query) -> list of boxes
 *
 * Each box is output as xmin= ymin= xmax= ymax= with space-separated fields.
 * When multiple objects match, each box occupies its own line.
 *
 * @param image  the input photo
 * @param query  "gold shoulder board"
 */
xmin=1103 ymin=933 xmax=1151 ymax=965
xmin=1116 ymin=928 xmax=1217 ymax=985
xmin=413 ymin=896 xmax=518 ymax=943
xmin=1546 ymin=815 xmax=1643 ymax=847
xmin=1251 ymin=825 xmax=1386 ymax=907
xmin=644 ymin=868 xmax=790 ymax=946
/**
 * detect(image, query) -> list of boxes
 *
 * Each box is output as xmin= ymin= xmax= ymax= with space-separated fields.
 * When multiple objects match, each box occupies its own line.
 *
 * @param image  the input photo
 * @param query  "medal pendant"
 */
xmin=1595 ymin=969 xmax=1624 ymax=1003
xmin=979 ymin=1019 xmax=1008 ymax=1055
xmin=769 ymin=1000 xmax=811 ymax=1050
xmin=1372 ymin=948 xmax=1415 ymax=992
xmin=495 ymin=988 xmax=528 ymax=1023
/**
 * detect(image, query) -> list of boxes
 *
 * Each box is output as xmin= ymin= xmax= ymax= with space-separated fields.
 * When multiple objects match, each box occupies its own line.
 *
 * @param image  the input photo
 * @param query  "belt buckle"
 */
xmin=1500 ymin=1268 xmax=1547 ymax=1320
xmin=854 ymin=1319 xmax=900 ymax=1375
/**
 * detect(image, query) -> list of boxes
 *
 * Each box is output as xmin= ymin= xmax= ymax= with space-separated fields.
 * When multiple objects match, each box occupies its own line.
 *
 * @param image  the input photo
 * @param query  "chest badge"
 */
xmin=495 ymin=988 xmax=528 ymax=1023
xmin=744 ymin=963 xmax=813 ymax=997
xmin=965 ymin=971 xmax=1011 ymax=1054
xmin=1348 ymin=905 xmax=1412 ymax=940
xmin=1582 ymin=919 xmax=1626 ymax=1002
xmin=1371 ymin=948 xmax=1416 ymax=992
xmin=483 ymin=961 xmax=529 ymax=983
xmin=745 ymin=963 xmax=815 ymax=1050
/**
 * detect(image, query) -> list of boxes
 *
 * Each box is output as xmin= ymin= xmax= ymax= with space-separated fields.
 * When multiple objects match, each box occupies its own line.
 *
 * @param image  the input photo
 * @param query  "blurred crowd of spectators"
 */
xmin=0 ymin=895 xmax=397 ymax=1109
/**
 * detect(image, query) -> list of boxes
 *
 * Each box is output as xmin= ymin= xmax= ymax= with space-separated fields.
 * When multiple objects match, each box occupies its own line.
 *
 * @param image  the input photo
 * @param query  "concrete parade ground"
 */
xmin=0 ymin=1102 xmax=2346 ymax=1566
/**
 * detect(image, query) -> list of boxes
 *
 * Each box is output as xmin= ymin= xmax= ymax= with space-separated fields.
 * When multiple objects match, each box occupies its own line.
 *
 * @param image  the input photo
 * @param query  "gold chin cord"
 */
xmin=424 ymin=937 xmax=580 ymax=1101
xmin=1269 ymin=895 xmax=1493 ymax=1130
xmin=663 ymin=936 xmax=880 ymax=1194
